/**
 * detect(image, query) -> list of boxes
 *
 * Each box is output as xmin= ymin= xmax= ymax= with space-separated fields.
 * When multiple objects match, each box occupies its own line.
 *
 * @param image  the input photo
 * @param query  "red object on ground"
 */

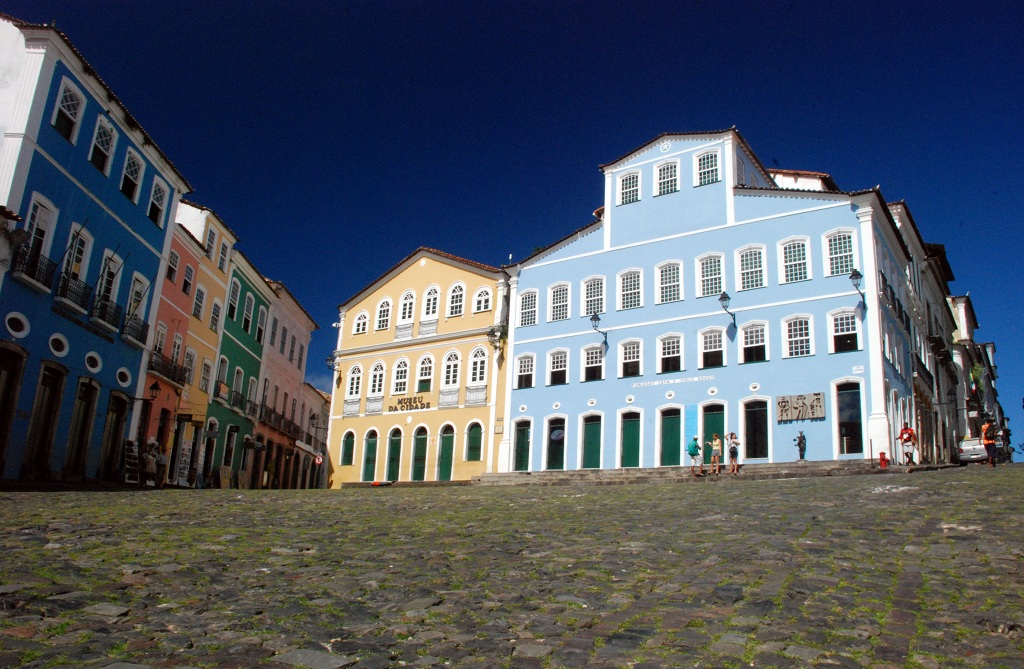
xmin=879 ymin=452 xmax=888 ymax=469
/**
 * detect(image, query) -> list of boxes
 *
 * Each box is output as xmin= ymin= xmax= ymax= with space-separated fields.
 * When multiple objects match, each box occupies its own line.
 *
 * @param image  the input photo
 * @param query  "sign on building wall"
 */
xmin=777 ymin=393 xmax=825 ymax=422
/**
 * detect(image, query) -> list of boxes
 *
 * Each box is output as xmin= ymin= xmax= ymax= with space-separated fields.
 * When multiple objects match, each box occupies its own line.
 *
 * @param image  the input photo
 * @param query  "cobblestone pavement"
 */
xmin=1 ymin=465 xmax=1021 ymax=669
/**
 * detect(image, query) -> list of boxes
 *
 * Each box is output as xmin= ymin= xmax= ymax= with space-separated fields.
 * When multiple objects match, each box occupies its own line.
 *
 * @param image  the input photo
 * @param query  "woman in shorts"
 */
xmin=708 ymin=433 xmax=723 ymax=475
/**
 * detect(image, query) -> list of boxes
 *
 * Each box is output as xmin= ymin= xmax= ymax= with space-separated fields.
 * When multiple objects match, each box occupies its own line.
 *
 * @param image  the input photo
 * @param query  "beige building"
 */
xmin=325 ymin=248 xmax=508 ymax=485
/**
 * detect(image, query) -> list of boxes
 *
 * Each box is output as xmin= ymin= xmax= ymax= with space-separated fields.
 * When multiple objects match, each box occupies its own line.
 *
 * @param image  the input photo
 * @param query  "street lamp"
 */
xmin=849 ymin=269 xmax=865 ymax=299
xmin=487 ymin=325 xmax=505 ymax=350
xmin=719 ymin=292 xmax=736 ymax=327
xmin=149 ymin=381 xmax=160 ymax=400
xmin=590 ymin=313 xmax=608 ymax=344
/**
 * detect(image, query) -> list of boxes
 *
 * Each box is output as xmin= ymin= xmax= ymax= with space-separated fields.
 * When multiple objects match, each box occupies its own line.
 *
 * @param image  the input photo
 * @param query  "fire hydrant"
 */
xmin=879 ymin=452 xmax=888 ymax=469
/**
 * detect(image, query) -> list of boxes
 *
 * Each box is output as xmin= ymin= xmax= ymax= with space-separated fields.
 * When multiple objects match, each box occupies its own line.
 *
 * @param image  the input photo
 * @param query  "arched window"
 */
xmin=473 ymin=288 xmax=492 ymax=312
xmin=442 ymin=352 xmax=461 ymax=388
xmin=346 ymin=365 xmax=362 ymax=398
xmin=583 ymin=277 xmax=604 ymax=316
xmin=698 ymin=255 xmax=723 ymax=297
xmin=466 ymin=422 xmax=483 ymax=461
xmin=700 ymin=329 xmax=725 ymax=368
xmin=549 ymin=283 xmax=569 ymax=321
xmin=516 ymin=354 xmax=535 ymax=389
xmin=341 ymin=431 xmax=355 ymax=466
xmin=738 ymin=246 xmax=765 ymax=291
xmin=369 ymin=362 xmax=386 ymax=396
xmin=469 ymin=347 xmax=487 ymax=386
xmin=447 ymin=285 xmax=464 ymax=317
xmin=519 ymin=290 xmax=538 ymax=327
xmin=417 ymin=355 xmax=433 ymax=393
xmin=825 ymin=231 xmax=855 ymax=276
xmin=376 ymin=299 xmax=391 ymax=330
xmin=656 ymin=262 xmax=682 ymax=304
xmin=656 ymin=161 xmax=678 ymax=195
xmin=784 ymin=316 xmax=813 ymax=358
xmin=423 ymin=286 xmax=439 ymax=319
xmin=353 ymin=311 xmax=368 ymax=334
xmin=399 ymin=291 xmax=415 ymax=323
xmin=618 ymin=270 xmax=642 ymax=310
xmin=392 ymin=359 xmax=409 ymax=394
xmin=619 ymin=171 xmax=640 ymax=204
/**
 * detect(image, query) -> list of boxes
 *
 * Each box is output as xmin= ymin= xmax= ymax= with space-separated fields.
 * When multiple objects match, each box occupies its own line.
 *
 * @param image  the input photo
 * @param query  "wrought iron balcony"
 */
xmin=121 ymin=314 xmax=149 ymax=348
xmin=55 ymin=272 xmax=91 ymax=312
xmin=148 ymin=352 xmax=187 ymax=385
xmin=11 ymin=244 xmax=56 ymax=292
xmin=246 ymin=400 xmax=259 ymax=418
xmin=213 ymin=381 xmax=230 ymax=402
xmin=229 ymin=390 xmax=247 ymax=412
xmin=90 ymin=296 xmax=123 ymax=332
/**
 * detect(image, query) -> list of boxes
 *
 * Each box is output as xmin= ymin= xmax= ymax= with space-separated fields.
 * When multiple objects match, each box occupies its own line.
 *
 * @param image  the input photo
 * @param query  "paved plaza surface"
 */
xmin=1 ymin=466 xmax=1021 ymax=669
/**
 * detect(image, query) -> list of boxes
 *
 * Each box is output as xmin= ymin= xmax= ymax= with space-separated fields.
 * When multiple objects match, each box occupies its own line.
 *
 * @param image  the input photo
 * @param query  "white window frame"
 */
xmin=218 ymin=242 xmax=229 ymax=272
xmin=368 ymin=362 xmax=386 ymax=397
xmin=256 ymin=306 xmax=267 ymax=344
xmin=582 ymin=345 xmax=604 ymax=382
xmin=192 ymin=284 xmax=205 ymax=319
xmin=619 ymin=339 xmax=643 ymax=378
xmin=547 ymin=348 xmax=569 ymax=386
xmin=739 ymin=321 xmax=769 ymax=364
xmin=227 ymin=279 xmax=240 ymax=319
xmin=398 ymin=291 xmax=416 ymax=324
xmin=783 ymin=314 xmax=815 ymax=358
xmin=154 ymin=322 xmax=167 ymax=355
xmin=822 ymin=229 xmax=858 ymax=277
xmin=657 ymin=333 xmax=683 ymax=373
xmin=655 ymin=160 xmax=679 ymax=196
xmin=210 ymin=300 xmax=222 ymax=333
xmin=147 ymin=177 xmax=169 ymax=227
xmin=416 ymin=355 xmax=433 ymax=393
xmin=515 ymin=354 xmax=535 ymax=389
xmin=777 ymin=236 xmax=812 ymax=284
xmin=51 ymin=77 xmax=86 ymax=144
xmin=204 ymin=229 xmax=217 ymax=259
xmin=447 ymin=283 xmax=465 ymax=318
xmin=582 ymin=276 xmax=605 ymax=316
xmin=617 ymin=269 xmax=643 ymax=311
xmin=87 ymin=116 xmax=118 ymax=175
xmin=694 ymin=150 xmax=721 ymax=186
xmin=736 ymin=245 xmax=766 ymax=291
xmin=63 ymin=223 xmax=94 ymax=281
xmin=171 ymin=333 xmax=183 ymax=365
xmin=120 ymin=149 xmax=145 ymax=202
xmin=392 ymin=358 xmax=410 ymax=395
xmin=200 ymin=359 xmax=212 ymax=393
xmin=126 ymin=272 xmax=149 ymax=318
xmin=242 ymin=294 xmax=255 ymax=333
xmin=166 ymin=250 xmax=179 ymax=284
xmin=473 ymin=287 xmax=492 ymax=313
xmin=519 ymin=290 xmax=538 ymax=327
xmin=618 ymin=171 xmax=640 ymax=205
xmin=353 ymin=310 xmax=368 ymax=334
xmin=422 ymin=285 xmax=440 ymax=319
xmin=346 ymin=365 xmax=363 ymax=398
xmin=699 ymin=327 xmax=727 ymax=368
xmin=548 ymin=283 xmax=570 ymax=322
xmin=656 ymin=261 xmax=682 ymax=304
xmin=442 ymin=351 xmax=461 ymax=388
xmin=96 ymin=249 xmax=123 ymax=301
xmin=468 ymin=347 xmax=488 ymax=386
xmin=696 ymin=253 xmax=724 ymax=298
xmin=375 ymin=298 xmax=392 ymax=330
xmin=827 ymin=308 xmax=861 ymax=354
xmin=182 ymin=264 xmax=194 ymax=296
xmin=23 ymin=193 xmax=59 ymax=257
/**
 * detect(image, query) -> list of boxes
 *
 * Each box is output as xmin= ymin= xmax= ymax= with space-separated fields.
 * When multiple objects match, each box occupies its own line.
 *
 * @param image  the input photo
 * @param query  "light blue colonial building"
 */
xmin=500 ymin=128 xmax=916 ymax=472
xmin=0 ymin=15 xmax=191 ymax=481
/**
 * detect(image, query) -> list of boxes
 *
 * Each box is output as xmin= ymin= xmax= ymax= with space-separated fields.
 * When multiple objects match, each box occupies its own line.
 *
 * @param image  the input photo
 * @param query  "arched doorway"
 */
xmin=412 ymin=427 xmax=428 ymax=481
xmin=22 ymin=363 xmax=67 ymax=481
xmin=438 ymin=425 xmax=454 ymax=481
xmin=98 ymin=392 xmax=130 ymax=482
xmin=64 ymin=378 xmax=100 ymax=481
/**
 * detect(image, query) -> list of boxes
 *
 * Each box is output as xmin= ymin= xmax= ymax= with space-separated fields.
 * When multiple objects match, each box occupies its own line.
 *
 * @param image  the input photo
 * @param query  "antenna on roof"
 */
xmin=508 ymin=253 xmax=512 ymax=262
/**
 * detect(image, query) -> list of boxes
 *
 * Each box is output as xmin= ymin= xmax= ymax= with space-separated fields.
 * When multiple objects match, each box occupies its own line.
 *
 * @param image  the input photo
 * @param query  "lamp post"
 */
xmin=590 ymin=313 xmax=608 ymax=345
xmin=849 ymin=269 xmax=865 ymax=299
xmin=719 ymin=292 xmax=736 ymax=327
xmin=487 ymin=325 xmax=505 ymax=351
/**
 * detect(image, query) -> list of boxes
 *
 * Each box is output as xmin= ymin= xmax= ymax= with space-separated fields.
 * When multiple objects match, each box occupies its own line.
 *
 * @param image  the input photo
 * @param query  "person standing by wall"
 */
xmin=726 ymin=432 xmax=740 ymax=475
xmin=708 ymin=433 xmax=722 ymax=475
xmin=899 ymin=422 xmax=917 ymax=466
xmin=687 ymin=435 xmax=703 ymax=477
xmin=981 ymin=417 xmax=997 ymax=468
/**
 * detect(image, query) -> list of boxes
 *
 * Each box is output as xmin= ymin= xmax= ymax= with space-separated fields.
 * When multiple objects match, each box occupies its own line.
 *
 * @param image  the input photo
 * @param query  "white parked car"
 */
xmin=957 ymin=436 xmax=988 ymax=464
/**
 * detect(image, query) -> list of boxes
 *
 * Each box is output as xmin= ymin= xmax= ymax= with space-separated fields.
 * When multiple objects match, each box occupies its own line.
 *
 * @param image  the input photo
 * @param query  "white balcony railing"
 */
xmin=465 ymin=385 xmax=487 ymax=406
xmin=439 ymin=388 xmax=459 ymax=408
xmin=343 ymin=399 xmax=360 ymax=416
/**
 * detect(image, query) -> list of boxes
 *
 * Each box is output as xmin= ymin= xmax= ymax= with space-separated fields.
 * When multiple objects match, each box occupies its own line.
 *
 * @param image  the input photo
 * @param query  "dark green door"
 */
xmin=466 ymin=423 xmax=482 ymax=462
xmin=513 ymin=421 xmax=530 ymax=471
xmin=582 ymin=415 xmax=602 ymax=469
xmin=621 ymin=412 xmax=640 ymax=468
xmin=362 ymin=430 xmax=378 ymax=481
xmin=660 ymin=408 xmax=681 ymax=466
xmin=412 ymin=428 xmax=428 ymax=481
xmin=386 ymin=429 xmax=402 ymax=481
xmin=438 ymin=426 xmax=454 ymax=481
xmin=546 ymin=418 xmax=565 ymax=470
xmin=702 ymin=404 xmax=725 ymax=464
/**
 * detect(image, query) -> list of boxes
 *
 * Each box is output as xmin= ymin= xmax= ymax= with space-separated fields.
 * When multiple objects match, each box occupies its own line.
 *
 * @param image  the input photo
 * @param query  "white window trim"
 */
xmin=826 ymin=308 xmax=861 ymax=354
xmin=119 ymin=149 xmax=145 ymax=202
xmin=735 ymin=244 xmax=767 ymax=292
xmin=654 ymin=160 xmax=680 ymax=196
xmin=543 ymin=413 xmax=569 ymax=470
xmin=695 ymin=253 xmax=725 ymax=298
xmin=616 ymin=268 xmax=644 ymax=311
xmin=209 ymin=299 xmax=223 ymax=332
xmin=656 ymin=333 xmax=684 ymax=373
xmin=398 ymin=290 xmax=416 ymax=324
xmin=422 ymin=285 xmax=440 ymax=319
xmin=821 ymin=228 xmax=859 ymax=277
xmin=580 ymin=275 xmax=606 ymax=317
xmin=63 ymin=223 xmax=94 ymax=280
xmin=518 ymin=289 xmax=539 ymax=327
xmin=618 ymin=170 xmax=641 ymax=205
xmin=514 ymin=353 xmax=535 ymax=390
xmin=616 ymin=407 xmax=645 ymax=468
xmin=446 ymin=282 xmax=466 ymax=318
xmin=88 ymin=116 xmax=118 ymax=176
xmin=698 ymin=326 xmax=728 ymax=368
xmin=353 ymin=310 xmax=369 ymax=335
xmin=97 ymin=249 xmax=124 ymax=301
xmin=375 ymin=298 xmax=392 ymax=331
xmin=148 ymin=176 xmax=170 ymax=228
xmin=693 ymin=149 xmax=721 ymax=186
xmin=441 ymin=350 xmax=461 ymax=389
xmin=368 ymin=361 xmax=386 ymax=398
xmin=24 ymin=192 xmax=59 ymax=257
xmin=416 ymin=354 xmax=434 ymax=388
xmin=346 ymin=365 xmax=363 ymax=399
xmin=468 ymin=346 xmax=488 ymax=387
xmin=782 ymin=314 xmax=816 ymax=358
xmin=738 ymin=320 xmax=770 ymax=364
xmin=547 ymin=282 xmax=571 ymax=322
xmin=51 ymin=76 xmax=86 ymax=145
xmin=619 ymin=338 xmax=643 ymax=378
xmin=776 ymin=236 xmax=813 ymax=284
xmin=546 ymin=348 xmax=569 ymax=385
xmin=191 ymin=283 xmax=206 ymax=320
xmin=472 ymin=287 xmax=492 ymax=313
xmin=581 ymin=344 xmax=605 ymax=382
xmin=655 ymin=260 xmax=683 ymax=304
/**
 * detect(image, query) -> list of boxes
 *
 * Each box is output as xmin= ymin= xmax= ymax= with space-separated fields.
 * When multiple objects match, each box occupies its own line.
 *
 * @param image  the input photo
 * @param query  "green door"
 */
xmin=513 ymin=421 xmax=530 ymax=471
xmin=412 ymin=428 xmax=428 ymax=481
xmin=660 ymin=409 xmax=681 ymax=466
xmin=438 ymin=426 xmax=454 ymax=481
xmin=702 ymin=404 xmax=725 ymax=465
xmin=386 ymin=430 xmax=402 ymax=481
xmin=582 ymin=415 xmax=602 ymax=469
xmin=362 ymin=431 xmax=378 ymax=481
xmin=546 ymin=418 xmax=565 ymax=470
xmin=621 ymin=412 xmax=640 ymax=468
xmin=466 ymin=423 xmax=482 ymax=462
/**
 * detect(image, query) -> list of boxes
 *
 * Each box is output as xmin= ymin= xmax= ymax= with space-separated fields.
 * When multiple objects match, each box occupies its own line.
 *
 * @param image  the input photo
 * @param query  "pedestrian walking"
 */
xmin=155 ymin=446 xmax=169 ymax=489
xmin=899 ymin=422 xmax=917 ymax=465
xmin=726 ymin=432 xmax=740 ymax=475
xmin=794 ymin=431 xmax=807 ymax=460
xmin=708 ymin=433 xmax=722 ymax=475
xmin=981 ymin=417 xmax=997 ymax=468
xmin=143 ymin=447 xmax=157 ymax=487
xmin=687 ymin=435 xmax=704 ymax=477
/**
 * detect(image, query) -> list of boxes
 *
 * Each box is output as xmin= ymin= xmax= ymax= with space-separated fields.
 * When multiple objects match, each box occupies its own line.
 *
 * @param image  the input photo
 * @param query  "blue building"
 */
xmin=0 ymin=16 xmax=191 ymax=481
xmin=501 ymin=129 xmax=915 ymax=472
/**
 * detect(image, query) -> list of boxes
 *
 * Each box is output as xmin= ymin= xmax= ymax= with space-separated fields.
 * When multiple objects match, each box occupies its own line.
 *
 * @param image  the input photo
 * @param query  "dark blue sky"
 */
xmin=7 ymin=1 xmax=1023 ymax=437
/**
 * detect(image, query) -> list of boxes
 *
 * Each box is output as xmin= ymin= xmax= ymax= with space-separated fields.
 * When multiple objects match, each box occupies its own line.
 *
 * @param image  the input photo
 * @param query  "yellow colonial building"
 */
xmin=325 ymin=248 xmax=509 ymax=486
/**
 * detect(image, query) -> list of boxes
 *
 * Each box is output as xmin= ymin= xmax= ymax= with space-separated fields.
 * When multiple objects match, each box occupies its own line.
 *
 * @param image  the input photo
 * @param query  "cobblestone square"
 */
xmin=1 ymin=466 xmax=1021 ymax=668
